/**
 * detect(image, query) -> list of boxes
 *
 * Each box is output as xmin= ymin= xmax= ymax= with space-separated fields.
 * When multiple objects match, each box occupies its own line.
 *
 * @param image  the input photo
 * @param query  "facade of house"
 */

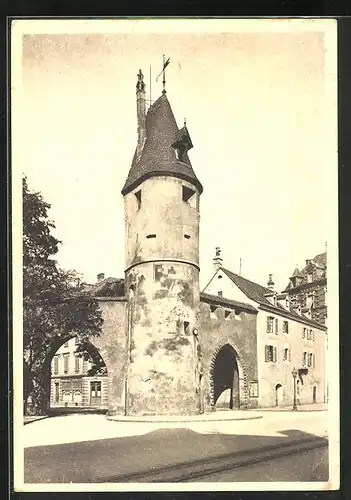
xmin=50 ymin=336 xmax=108 ymax=409
xmin=50 ymin=70 xmax=327 ymax=415
xmin=283 ymin=252 xmax=327 ymax=325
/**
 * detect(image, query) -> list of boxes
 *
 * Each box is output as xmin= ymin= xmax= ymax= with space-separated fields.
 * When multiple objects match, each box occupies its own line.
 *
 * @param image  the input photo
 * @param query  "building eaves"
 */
xmin=200 ymin=292 xmax=257 ymax=313
xmin=220 ymin=267 xmax=326 ymax=330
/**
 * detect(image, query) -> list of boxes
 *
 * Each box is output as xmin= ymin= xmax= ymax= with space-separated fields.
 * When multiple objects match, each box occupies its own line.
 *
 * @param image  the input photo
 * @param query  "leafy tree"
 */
xmin=23 ymin=177 xmax=104 ymax=415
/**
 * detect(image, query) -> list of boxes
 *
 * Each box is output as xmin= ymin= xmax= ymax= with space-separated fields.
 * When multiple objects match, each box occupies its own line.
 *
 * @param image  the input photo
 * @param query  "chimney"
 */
xmin=97 ymin=273 xmax=105 ymax=282
xmin=267 ymin=273 xmax=275 ymax=290
xmin=213 ymin=247 xmax=223 ymax=272
xmin=306 ymin=259 xmax=311 ymax=266
xmin=136 ymin=69 xmax=146 ymax=161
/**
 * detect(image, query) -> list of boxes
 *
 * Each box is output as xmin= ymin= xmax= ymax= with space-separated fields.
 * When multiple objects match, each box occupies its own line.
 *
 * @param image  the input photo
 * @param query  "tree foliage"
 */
xmin=23 ymin=177 xmax=104 ymax=415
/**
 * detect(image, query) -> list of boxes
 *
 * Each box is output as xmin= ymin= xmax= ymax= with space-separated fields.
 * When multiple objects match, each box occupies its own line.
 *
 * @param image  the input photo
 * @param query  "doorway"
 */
xmin=90 ymin=381 xmax=102 ymax=406
xmin=212 ymin=344 xmax=240 ymax=409
xmin=54 ymin=382 xmax=60 ymax=403
xmin=275 ymin=383 xmax=284 ymax=406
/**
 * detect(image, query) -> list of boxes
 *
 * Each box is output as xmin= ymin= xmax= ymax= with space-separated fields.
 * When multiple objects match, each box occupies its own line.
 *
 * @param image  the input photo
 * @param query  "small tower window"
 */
xmin=183 ymin=321 xmax=190 ymax=334
xmin=182 ymin=185 xmax=195 ymax=203
xmin=146 ymin=234 xmax=156 ymax=239
xmin=184 ymin=234 xmax=190 ymax=239
xmin=135 ymin=190 xmax=141 ymax=210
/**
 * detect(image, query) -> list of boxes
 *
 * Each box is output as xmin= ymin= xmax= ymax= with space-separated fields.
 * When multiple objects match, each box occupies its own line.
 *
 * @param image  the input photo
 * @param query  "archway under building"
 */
xmin=211 ymin=344 xmax=240 ymax=410
xmin=49 ymin=336 xmax=108 ymax=412
xmin=24 ymin=334 xmax=110 ymax=416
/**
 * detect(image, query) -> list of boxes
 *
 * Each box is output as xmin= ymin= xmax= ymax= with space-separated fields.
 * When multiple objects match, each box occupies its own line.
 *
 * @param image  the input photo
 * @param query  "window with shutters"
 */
xmin=275 ymin=318 xmax=279 ymax=334
xmin=75 ymin=355 xmax=80 ymax=373
xmin=53 ymin=356 xmax=59 ymax=375
xmin=283 ymin=348 xmax=291 ymax=361
xmin=63 ymin=354 xmax=69 ymax=374
xmin=313 ymin=354 xmax=316 ymax=367
xmin=265 ymin=345 xmax=277 ymax=363
xmin=283 ymin=321 xmax=289 ymax=334
xmin=266 ymin=316 xmax=274 ymax=333
xmin=303 ymin=351 xmax=307 ymax=367
xmin=302 ymin=327 xmax=306 ymax=338
xmin=307 ymin=353 xmax=313 ymax=367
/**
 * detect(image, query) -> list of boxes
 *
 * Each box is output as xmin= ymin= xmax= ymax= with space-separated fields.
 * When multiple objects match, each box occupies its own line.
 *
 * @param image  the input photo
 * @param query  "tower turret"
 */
xmin=122 ymin=72 xmax=203 ymax=416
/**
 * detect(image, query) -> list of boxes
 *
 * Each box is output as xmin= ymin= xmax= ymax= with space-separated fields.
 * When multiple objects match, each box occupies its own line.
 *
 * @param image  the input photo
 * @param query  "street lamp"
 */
xmin=292 ymin=367 xmax=298 ymax=411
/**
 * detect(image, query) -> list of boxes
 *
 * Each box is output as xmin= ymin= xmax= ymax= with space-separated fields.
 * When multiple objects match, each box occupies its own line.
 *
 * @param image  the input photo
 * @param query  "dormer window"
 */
xmin=176 ymin=144 xmax=186 ymax=162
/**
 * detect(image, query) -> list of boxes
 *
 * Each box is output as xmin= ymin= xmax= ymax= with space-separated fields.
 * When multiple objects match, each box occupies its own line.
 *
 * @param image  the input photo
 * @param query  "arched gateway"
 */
xmin=209 ymin=340 xmax=248 ymax=410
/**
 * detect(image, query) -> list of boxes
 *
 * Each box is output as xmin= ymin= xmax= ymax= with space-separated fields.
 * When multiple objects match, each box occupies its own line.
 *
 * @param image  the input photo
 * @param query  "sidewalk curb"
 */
xmin=99 ymin=436 xmax=328 ymax=483
xmin=24 ymin=416 xmax=51 ymax=425
xmin=106 ymin=415 xmax=263 ymax=423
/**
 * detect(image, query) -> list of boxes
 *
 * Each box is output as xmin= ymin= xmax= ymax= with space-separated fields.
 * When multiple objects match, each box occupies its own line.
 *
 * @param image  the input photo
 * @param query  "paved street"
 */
xmin=22 ymin=408 xmax=329 ymax=484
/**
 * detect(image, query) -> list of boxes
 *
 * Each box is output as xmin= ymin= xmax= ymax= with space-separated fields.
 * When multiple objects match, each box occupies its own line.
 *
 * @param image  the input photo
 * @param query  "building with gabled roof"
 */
xmin=203 ymin=251 xmax=327 ymax=408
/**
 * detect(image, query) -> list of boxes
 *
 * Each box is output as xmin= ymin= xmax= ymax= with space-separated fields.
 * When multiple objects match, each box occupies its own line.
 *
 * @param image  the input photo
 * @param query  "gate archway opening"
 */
xmin=212 ymin=344 xmax=240 ymax=410
xmin=49 ymin=336 xmax=108 ymax=413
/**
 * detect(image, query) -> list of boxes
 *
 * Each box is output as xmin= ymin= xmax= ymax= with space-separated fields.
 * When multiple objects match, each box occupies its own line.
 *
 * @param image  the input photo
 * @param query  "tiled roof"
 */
xmin=85 ymin=277 xmax=125 ymax=298
xmin=221 ymin=267 xmax=326 ymax=329
xmin=312 ymin=252 xmax=327 ymax=268
xmin=121 ymin=93 xmax=203 ymax=195
xmin=283 ymin=251 xmax=327 ymax=291
xmin=291 ymin=267 xmax=302 ymax=278
xmin=221 ymin=268 xmax=274 ymax=306
xmin=200 ymin=292 xmax=257 ymax=313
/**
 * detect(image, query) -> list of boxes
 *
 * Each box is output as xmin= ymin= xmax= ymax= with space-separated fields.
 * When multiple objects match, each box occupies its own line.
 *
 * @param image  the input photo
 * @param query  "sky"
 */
xmin=14 ymin=19 xmax=337 ymax=292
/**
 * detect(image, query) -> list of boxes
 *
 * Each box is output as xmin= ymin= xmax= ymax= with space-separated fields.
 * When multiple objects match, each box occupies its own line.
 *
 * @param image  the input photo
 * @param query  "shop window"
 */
xmin=249 ymin=381 xmax=259 ymax=397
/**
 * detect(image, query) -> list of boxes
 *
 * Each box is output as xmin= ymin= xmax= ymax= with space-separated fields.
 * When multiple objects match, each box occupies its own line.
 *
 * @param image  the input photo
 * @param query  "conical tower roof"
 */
xmin=122 ymin=93 xmax=203 ymax=196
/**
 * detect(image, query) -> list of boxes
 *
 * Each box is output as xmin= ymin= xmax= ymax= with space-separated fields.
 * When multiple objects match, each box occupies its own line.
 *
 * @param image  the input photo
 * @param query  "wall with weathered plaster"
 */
xmin=198 ymin=298 xmax=259 ymax=411
xmin=124 ymin=176 xmax=200 ymax=267
xmin=92 ymin=298 xmax=127 ymax=415
xmin=125 ymin=262 xmax=200 ymax=415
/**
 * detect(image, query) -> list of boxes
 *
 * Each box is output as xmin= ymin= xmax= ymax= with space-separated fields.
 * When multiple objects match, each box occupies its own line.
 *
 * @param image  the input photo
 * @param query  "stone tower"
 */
xmin=121 ymin=70 xmax=203 ymax=416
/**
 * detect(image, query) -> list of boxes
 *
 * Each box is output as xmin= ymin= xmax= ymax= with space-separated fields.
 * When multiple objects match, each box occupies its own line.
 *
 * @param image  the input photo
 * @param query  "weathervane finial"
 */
xmin=156 ymin=55 xmax=171 ymax=94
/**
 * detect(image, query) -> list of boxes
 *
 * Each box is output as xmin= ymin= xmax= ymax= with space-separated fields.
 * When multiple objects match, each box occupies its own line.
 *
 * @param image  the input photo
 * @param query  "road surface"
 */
xmin=22 ymin=411 xmax=329 ymax=484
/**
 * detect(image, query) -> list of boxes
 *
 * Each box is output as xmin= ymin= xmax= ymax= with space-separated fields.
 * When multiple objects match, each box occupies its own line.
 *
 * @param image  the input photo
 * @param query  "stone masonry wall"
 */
xmin=198 ymin=300 xmax=258 ymax=411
